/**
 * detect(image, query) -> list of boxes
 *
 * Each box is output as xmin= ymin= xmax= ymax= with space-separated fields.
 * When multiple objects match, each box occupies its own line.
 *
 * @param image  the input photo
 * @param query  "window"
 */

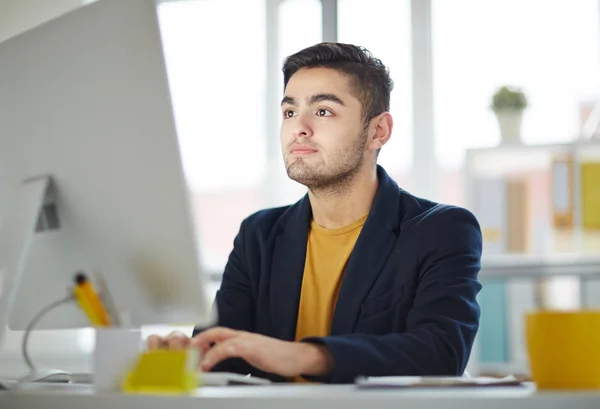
xmin=432 ymin=0 xmax=600 ymax=170
xmin=278 ymin=0 xmax=322 ymax=73
xmin=158 ymin=0 xmax=268 ymax=275
xmin=267 ymin=0 xmax=324 ymax=207
xmin=338 ymin=0 xmax=413 ymax=184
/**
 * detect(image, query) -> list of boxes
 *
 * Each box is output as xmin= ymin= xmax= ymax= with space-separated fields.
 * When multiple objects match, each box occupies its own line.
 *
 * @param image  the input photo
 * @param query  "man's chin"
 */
xmin=286 ymin=161 xmax=331 ymax=186
xmin=286 ymin=172 xmax=312 ymax=186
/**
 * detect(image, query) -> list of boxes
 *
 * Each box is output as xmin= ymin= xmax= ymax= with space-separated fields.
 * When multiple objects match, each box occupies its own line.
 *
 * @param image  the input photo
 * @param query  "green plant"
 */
xmin=491 ymin=86 xmax=528 ymax=112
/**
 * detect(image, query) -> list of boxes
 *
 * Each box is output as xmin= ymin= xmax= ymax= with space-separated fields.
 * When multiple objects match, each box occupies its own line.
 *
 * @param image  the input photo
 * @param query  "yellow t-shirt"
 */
xmin=294 ymin=213 xmax=367 ymax=350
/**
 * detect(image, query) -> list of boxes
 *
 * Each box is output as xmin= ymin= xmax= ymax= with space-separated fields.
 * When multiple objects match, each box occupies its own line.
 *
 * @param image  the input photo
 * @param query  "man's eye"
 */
xmin=317 ymin=109 xmax=332 ymax=117
xmin=283 ymin=110 xmax=296 ymax=118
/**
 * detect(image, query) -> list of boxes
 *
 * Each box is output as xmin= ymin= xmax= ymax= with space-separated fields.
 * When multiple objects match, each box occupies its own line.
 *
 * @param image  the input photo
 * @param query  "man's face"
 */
xmin=280 ymin=67 xmax=369 ymax=190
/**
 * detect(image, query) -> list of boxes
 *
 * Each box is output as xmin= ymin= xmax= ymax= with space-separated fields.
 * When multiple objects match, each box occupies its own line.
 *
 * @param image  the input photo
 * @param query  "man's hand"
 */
xmin=146 ymin=327 xmax=334 ymax=378
xmin=191 ymin=327 xmax=333 ymax=377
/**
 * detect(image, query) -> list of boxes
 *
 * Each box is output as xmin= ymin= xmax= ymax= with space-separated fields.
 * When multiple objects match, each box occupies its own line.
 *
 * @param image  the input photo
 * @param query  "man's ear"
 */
xmin=367 ymin=112 xmax=393 ymax=152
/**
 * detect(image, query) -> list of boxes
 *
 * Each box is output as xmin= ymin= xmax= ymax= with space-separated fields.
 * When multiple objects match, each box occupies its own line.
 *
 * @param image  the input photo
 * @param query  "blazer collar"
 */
xmin=331 ymin=165 xmax=402 ymax=334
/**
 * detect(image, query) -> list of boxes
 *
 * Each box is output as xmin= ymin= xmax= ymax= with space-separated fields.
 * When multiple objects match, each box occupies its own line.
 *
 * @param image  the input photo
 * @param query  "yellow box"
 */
xmin=121 ymin=349 xmax=199 ymax=395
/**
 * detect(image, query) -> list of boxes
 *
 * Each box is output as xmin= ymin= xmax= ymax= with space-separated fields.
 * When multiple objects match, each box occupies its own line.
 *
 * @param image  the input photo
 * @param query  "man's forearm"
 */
xmin=297 ymin=342 xmax=335 ymax=377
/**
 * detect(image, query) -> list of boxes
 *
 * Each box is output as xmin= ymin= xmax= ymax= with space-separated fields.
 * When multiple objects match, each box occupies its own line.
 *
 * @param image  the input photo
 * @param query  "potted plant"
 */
xmin=491 ymin=86 xmax=528 ymax=144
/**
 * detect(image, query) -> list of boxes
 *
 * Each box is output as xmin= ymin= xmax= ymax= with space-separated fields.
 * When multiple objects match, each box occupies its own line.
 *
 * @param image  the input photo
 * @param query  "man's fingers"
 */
xmin=190 ymin=327 xmax=240 ymax=353
xmin=146 ymin=335 xmax=164 ymax=350
xmin=167 ymin=332 xmax=190 ymax=350
xmin=199 ymin=338 xmax=246 ymax=372
xmin=146 ymin=331 xmax=190 ymax=350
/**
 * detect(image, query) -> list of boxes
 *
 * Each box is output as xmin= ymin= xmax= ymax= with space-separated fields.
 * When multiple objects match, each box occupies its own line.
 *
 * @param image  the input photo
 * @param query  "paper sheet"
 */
xmin=355 ymin=375 xmax=523 ymax=388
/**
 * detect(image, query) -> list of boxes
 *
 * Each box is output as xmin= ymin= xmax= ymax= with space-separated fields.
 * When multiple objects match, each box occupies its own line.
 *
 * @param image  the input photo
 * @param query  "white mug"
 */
xmin=93 ymin=328 xmax=142 ymax=392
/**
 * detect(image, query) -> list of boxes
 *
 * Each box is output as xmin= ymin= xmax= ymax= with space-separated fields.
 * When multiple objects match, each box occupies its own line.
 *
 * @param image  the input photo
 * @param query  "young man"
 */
xmin=148 ymin=42 xmax=483 ymax=384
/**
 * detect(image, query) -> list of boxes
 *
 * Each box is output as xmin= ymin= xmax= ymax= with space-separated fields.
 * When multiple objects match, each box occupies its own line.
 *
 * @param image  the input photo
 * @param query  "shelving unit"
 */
xmin=465 ymin=138 xmax=600 ymax=298
xmin=464 ymin=138 xmax=600 ymax=376
xmin=465 ymin=139 xmax=600 ymax=248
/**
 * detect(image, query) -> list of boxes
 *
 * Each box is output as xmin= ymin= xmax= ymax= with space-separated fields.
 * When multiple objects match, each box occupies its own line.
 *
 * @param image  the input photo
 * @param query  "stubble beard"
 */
xmin=284 ymin=130 xmax=368 ymax=197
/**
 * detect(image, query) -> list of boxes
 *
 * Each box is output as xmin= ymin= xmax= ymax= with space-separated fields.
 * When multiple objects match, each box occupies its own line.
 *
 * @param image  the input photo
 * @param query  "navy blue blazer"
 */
xmin=200 ymin=165 xmax=482 ymax=384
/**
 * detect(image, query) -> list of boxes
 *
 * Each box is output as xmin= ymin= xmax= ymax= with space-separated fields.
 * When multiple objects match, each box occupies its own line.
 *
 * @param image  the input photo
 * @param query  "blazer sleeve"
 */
xmin=302 ymin=207 xmax=483 ymax=384
xmin=193 ymin=218 xmax=255 ymax=375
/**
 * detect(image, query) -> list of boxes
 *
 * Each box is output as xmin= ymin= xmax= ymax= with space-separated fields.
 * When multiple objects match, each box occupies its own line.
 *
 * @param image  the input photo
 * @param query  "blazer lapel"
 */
xmin=269 ymin=196 xmax=311 ymax=341
xmin=330 ymin=166 xmax=402 ymax=335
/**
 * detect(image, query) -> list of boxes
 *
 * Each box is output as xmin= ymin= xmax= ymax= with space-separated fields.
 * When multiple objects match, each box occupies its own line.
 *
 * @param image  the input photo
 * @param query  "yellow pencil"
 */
xmin=74 ymin=272 xmax=112 ymax=327
xmin=73 ymin=284 xmax=103 ymax=326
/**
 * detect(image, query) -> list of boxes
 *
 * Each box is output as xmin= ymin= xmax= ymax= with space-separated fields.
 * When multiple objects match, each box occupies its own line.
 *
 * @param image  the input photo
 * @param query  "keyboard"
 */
xmin=69 ymin=371 xmax=272 ymax=386
xmin=199 ymin=372 xmax=272 ymax=386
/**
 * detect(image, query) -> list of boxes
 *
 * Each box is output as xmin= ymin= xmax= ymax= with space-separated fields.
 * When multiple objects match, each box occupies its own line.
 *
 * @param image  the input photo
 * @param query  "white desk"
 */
xmin=2 ymin=383 xmax=600 ymax=409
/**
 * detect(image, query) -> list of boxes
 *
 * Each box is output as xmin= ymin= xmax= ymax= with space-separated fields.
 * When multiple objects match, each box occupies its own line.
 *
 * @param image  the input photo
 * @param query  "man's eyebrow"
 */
xmin=309 ymin=93 xmax=345 ymax=106
xmin=281 ymin=96 xmax=296 ymax=106
xmin=281 ymin=93 xmax=346 ymax=107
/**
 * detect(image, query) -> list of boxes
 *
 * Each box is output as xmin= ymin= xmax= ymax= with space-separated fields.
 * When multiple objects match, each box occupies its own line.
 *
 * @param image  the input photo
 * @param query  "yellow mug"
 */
xmin=526 ymin=310 xmax=600 ymax=390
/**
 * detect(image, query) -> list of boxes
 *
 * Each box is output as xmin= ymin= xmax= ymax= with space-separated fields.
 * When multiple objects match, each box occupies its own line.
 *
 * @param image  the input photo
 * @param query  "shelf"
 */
xmin=480 ymin=253 xmax=600 ymax=280
xmin=464 ymin=140 xmax=600 ymax=176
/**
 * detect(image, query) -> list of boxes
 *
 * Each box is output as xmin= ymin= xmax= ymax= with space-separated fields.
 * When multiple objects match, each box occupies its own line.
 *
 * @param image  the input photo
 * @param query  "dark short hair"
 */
xmin=282 ymin=42 xmax=394 ymax=125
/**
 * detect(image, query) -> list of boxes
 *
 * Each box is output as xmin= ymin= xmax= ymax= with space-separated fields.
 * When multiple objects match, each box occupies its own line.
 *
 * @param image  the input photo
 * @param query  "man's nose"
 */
xmin=292 ymin=116 xmax=313 ymax=139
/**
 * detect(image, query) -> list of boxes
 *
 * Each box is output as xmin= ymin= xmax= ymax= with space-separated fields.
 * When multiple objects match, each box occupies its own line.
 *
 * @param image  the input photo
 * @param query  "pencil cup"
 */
xmin=94 ymin=328 xmax=142 ymax=392
xmin=526 ymin=310 xmax=600 ymax=389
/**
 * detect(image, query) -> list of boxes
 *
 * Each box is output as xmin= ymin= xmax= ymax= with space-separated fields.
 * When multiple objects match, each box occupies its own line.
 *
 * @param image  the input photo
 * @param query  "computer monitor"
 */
xmin=0 ymin=0 xmax=215 ymax=342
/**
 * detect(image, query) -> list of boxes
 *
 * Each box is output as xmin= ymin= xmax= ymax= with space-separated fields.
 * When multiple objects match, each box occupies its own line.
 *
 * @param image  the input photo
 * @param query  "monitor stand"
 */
xmin=0 ymin=175 xmax=53 ymax=337
xmin=0 ymin=175 xmax=73 ymax=384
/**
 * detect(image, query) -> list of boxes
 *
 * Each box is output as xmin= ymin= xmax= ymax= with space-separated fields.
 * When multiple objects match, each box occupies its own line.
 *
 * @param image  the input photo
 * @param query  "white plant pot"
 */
xmin=495 ymin=110 xmax=523 ymax=144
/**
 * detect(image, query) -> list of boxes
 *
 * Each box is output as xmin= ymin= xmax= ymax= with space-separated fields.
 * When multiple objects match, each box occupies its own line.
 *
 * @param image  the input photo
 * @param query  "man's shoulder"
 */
xmin=398 ymin=190 xmax=481 ymax=241
xmin=375 ymin=166 xmax=480 ymax=237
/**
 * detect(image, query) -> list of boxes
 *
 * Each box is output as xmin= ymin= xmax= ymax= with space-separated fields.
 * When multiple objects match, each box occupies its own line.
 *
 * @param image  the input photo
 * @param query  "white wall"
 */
xmin=0 ymin=0 xmax=84 ymax=43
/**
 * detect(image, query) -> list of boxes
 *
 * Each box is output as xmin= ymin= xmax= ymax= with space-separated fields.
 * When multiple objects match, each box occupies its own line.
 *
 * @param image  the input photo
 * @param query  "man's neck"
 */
xmin=308 ymin=167 xmax=379 ymax=229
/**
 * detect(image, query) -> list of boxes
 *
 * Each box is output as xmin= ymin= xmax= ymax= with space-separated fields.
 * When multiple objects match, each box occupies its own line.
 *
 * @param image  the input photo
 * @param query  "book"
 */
xmin=551 ymin=153 xmax=574 ymax=230
xmin=581 ymin=161 xmax=600 ymax=230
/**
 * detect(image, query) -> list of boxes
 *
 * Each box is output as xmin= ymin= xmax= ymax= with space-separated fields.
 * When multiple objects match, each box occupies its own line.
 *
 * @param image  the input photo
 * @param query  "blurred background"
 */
xmin=1 ymin=0 xmax=599 ymax=378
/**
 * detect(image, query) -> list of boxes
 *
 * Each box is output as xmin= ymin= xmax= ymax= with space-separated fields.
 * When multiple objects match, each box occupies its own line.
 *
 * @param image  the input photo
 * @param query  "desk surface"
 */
xmin=2 ymin=383 xmax=600 ymax=409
